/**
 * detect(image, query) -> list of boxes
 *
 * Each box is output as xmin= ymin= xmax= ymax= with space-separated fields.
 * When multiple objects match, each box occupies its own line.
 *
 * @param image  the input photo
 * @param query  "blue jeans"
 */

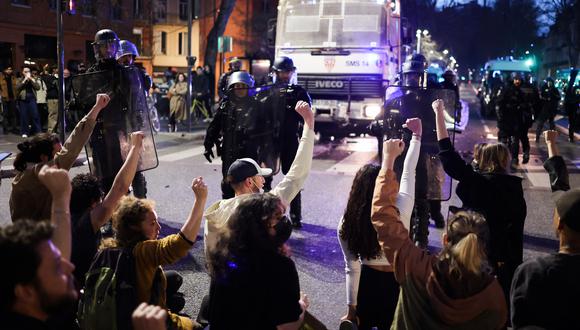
xmin=19 ymin=98 xmax=41 ymax=135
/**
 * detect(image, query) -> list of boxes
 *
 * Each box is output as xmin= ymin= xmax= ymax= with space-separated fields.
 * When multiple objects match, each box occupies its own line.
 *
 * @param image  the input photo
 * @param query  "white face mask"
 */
xmin=250 ymin=178 xmax=261 ymax=193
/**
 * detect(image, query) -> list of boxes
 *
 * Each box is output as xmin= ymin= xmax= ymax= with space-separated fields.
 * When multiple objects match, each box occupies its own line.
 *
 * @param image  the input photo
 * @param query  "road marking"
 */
xmin=159 ymin=146 xmax=205 ymax=162
xmin=326 ymin=150 xmax=376 ymax=175
xmin=486 ymin=133 xmax=498 ymax=140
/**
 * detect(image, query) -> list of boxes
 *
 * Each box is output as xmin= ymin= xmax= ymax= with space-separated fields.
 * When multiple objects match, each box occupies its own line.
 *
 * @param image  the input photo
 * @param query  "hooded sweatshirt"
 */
xmin=371 ymin=169 xmax=507 ymax=329
xmin=203 ymin=125 xmax=315 ymax=254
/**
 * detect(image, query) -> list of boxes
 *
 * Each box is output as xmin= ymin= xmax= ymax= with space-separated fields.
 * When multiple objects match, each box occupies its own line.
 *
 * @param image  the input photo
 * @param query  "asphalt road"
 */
xmin=1 ymin=84 xmax=579 ymax=328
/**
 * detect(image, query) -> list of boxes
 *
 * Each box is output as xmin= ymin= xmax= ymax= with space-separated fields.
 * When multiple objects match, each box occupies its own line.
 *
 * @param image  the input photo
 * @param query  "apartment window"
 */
xmin=111 ymin=0 xmax=123 ymax=20
xmin=133 ymin=0 xmax=142 ymax=18
xmin=155 ymin=0 xmax=167 ymax=22
xmin=179 ymin=0 xmax=188 ymax=20
xmin=178 ymin=32 xmax=188 ymax=55
xmin=161 ymin=31 xmax=167 ymax=55
xmin=49 ymin=0 xmax=57 ymax=10
xmin=79 ymin=0 xmax=96 ymax=16
xmin=11 ymin=0 xmax=30 ymax=6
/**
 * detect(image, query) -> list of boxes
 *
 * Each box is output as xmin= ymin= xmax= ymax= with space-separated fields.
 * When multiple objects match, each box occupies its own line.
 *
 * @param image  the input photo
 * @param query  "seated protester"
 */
xmin=337 ymin=118 xmax=422 ymax=330
xmin=70 ymin=131 xmax=144 ymax=288
xmin=371 ymin=138 xmax=507 ymax=329
xmin=0 ymin=167 xmax=77 ymax=329
xmin=10 ymin=93 xmax=110 ymax=222
xmin=203 ymin=100 xmax=315 ymax=254
xmin=207 ymin=193 xmax=309 ymax=330
xmin=510 ymin=130 xmax=580 ymax=329
xmin=433 ymin=99 xmax=526 ymax=311
xmin=98 ymin=177 xmax=208 ymax=330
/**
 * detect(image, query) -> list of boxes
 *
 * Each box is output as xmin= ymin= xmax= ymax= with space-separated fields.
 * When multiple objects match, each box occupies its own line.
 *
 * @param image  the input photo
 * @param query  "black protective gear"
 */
xmin=227 ymin=71 xmax=255 ymax=90
xmin=117 ymin=40 xmax=140 ymax=59
xmin=132 ymin=172 xmax=148 ymax=198
xmin=272 ymin=56 xmax=296 ymax=72
xmin=204 ymin=149 xmax=214 ymax=163
xmin=402 ymin=54 xmax=427 ymax=74
xmin=228 ymin=57 xmax=242 ymax=71
xmin=204 ymin=95 xmax=263 ymax=198
xmin=93 ymin=29 xmax=119 ymax=44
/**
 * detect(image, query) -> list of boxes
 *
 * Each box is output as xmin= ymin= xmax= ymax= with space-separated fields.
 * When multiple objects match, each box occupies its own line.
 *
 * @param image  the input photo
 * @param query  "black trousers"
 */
xmin=356 ymin=266 xmax=400 ymax=330
xmin=510 ymin=127 xmax=530 ymax=161
xmin=1 ymin=100 xmax=19 ymax=132
xmin=535 ymin=114 xmax=555 ymax=139
xmin=264 ymin=138 xmax=301 ymax=221
xmin=566 ymin=103 xmax=578 ymax=140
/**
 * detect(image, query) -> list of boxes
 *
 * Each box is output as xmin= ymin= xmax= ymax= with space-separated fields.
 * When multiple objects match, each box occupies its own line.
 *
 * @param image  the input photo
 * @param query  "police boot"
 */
xmin=132 ymin=172 xmax=148 ymax=198
xmin=429 ymin=199 xmax=445 ymax=229
xmin=412 ymin=199 xmax=430 ymax=249
xmin=290 ymin=191 xmax=302 ymax=228
xmin=522 ymin=153 xmax=530 ymax=164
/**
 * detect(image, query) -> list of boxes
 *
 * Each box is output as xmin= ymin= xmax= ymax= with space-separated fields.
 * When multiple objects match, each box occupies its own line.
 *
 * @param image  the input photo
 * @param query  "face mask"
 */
xmin=273 ymin=215 xmax=293 ymax=245
xmin=250 ymin=178 xmax=261 ymax=193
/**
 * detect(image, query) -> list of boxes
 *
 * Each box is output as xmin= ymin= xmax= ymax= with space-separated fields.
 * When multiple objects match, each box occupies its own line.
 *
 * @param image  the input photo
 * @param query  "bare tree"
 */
xmin=203 ymin=0 xmax=237 ymax=72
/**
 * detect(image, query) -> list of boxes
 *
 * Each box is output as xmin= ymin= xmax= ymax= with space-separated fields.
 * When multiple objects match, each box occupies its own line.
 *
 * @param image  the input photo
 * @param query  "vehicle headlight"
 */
xmin=364 ymin=104 xmax=382 ymax=118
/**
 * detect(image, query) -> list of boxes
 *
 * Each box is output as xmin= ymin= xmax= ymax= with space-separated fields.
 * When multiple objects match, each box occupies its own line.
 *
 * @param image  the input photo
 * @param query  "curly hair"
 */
xmin=13 ymin=133 xmax=60 ymax=172
xmin=339 ymin=163 xmax=382 ymax=260
xmin=208 ymin=193 xmax=282 ymax=278
xmin=0 ymin=219 xmax=53 ymax=312
xmin=107 ymin=196 xmax=155 ymax=248
xmin=71 ymin=173 xmax=103 ymax=214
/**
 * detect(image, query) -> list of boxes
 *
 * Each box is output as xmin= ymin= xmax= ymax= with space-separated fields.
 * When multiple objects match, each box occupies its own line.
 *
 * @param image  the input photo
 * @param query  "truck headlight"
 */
xmin=364 ymin=104 xmax=382 ymax=118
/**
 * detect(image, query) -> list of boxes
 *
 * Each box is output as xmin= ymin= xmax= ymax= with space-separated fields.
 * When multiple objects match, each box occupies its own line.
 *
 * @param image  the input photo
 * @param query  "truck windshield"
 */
xmin=277 ymin=0 xmax=388 ymax=49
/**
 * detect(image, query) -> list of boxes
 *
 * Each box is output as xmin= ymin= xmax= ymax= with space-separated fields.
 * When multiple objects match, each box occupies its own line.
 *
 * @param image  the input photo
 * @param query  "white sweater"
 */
xmin=337 ymin=138 xmax=420 ymax=305
xmin=203 ymin=125 xmax=315 ymax=254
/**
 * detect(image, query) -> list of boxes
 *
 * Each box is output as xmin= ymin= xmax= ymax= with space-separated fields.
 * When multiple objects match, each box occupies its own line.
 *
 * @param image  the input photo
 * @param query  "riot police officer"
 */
xmin=258 ymin=56 xmax=311 ymax=227
xmin=497 ymin=75 xmax=531 ymax=165
xmin=204 ymin=71 xmax=262 ymax=199
xmin=217 ymin=57 xmax=242 ymax=100
xmin=116 ymin=39 xmax=150 ymax=198
xmin=84 ymin=29 xmax=149 ymax=194
xmin=535 ymin=77 xmax=560 ymax=142
xmin=383 ymin=54 xmax=446 ymax=247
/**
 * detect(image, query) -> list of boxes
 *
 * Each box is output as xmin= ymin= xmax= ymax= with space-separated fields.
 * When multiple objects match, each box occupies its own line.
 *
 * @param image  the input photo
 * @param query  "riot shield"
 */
xmin=383 ymin=86 xmax=459 ymax=201
xmin=71 ymin=67 xmax=158 ymax=179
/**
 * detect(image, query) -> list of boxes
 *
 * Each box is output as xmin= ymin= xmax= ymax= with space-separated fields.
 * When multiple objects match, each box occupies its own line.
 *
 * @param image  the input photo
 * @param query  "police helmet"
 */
xmin=272 ymin=56 xmax=296 ymax=72
xmin=117 ymin=40 xmax=139 ymax=59
xmin=442 ymin=70 xmax=455 ymax=78
xmin=228 ymin=71 xmax=255 ymax=89
xmin=92 ymin=29 xmax=120 ymax=45
xmin=402 ymin=54 xmax=427 ymax=74
xmin=228 ymin=57 xmax=242 ymax=71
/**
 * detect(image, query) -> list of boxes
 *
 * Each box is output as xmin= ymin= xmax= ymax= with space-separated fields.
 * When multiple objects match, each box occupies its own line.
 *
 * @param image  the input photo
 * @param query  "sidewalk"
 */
xmin=554 ymin=115 xmax=580 ymax=140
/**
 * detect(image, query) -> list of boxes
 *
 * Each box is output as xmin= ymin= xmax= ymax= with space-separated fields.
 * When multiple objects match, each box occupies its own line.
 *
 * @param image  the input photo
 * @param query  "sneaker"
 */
xmin=21 ymin=134 xmax=28 ymax=138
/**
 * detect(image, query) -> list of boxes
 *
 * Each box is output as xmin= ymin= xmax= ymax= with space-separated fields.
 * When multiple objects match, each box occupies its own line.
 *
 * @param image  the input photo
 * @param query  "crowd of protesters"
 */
xmin=1 ymin=89 xmax=580 ymax=330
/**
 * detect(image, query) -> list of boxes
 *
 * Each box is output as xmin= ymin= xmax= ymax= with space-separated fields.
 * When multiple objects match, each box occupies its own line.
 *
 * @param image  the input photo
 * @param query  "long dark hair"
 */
xmin=209 ymin=193 xmax=282 ymax=278
xmin=440 ymin=210 xmax=491 ymax=277
xmin=13 ymin=133 xmax=60 ymax=172
xmin=339 ymin=164 xmax=382 ymax=260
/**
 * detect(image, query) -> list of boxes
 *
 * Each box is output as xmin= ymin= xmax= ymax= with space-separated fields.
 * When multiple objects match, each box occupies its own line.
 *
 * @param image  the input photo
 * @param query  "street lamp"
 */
xmin=416 ymin=29 xmax=422 ymax=53
xmin=443 ymin=49 xmax=449 ymax=55
xmin=422 ymin=29 xmax=429 ymax=36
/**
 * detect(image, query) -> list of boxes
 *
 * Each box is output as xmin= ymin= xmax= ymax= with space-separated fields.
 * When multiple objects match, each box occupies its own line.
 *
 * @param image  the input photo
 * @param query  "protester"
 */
xmin=95 ymin=177 xmax=208 ymax=329
xmin=371 ymin=138 xmax=507 ymax=329
xmin=0 ymin=167 xmax=77 ymax=329
xmin=41 ymin=64 xmax=59 ymax=133
xmin=192 ymin=66 xmax=210 ymax=120
xmin=433 ymin=99 xmax=526 ymax=314
xmin=207 ymin=193 xmax=310 ymax=329
xmin=10 ymin=93 xmax=110 ymax=222
xmin=338 ymin=118 xmax=421 ymax=330
xmin=203 ymin=100 xmax=314 ymax=254
xmin=510 ymin=130 xmax=580 ymax=329
xmin=31 ymin=67 xmax=48 ymax=131
xmin=169 ymin=73 xmax=187 ymax=132
xmin=204 ymin=64 xmax=215 ymax=109
xmin=69 ymin=131 xmax=144 ymax=287
xmin=0 ymin=66 xmax=20 ymax=134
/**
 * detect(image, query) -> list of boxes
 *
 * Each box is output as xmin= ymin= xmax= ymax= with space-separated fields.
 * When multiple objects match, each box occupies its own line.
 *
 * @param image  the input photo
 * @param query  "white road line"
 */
xmin=326 ymin=151 xmax=376 ymax=175
xmin=159 ymin=146 xmax=205 ymax=162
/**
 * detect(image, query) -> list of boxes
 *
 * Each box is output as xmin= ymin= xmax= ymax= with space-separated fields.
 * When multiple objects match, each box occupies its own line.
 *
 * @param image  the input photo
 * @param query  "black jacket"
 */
xmin=438 ymin=138 xmax=527 ymax=265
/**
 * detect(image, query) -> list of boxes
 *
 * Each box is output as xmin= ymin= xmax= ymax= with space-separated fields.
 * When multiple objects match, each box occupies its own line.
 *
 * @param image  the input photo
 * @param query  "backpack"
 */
xmin=77 ymin=247 xmax=138 ymax=330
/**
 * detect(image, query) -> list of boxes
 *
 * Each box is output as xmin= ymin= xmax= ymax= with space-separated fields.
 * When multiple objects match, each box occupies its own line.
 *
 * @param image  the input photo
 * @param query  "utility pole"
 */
xmin=56 ymin=0 xmax=67 ymax=142
xmin=186 ymin=0 xmax=194 ymax=132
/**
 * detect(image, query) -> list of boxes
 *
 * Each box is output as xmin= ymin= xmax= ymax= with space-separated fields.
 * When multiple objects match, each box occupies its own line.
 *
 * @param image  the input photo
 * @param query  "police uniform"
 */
xmin=258 ymin=57 xmax=311 ymax=225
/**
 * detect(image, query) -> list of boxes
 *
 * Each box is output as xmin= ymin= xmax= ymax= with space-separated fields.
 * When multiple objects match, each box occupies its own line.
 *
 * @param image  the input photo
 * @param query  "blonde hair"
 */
xmin=443 ymin=211 xmax=491 ymax=277
xmin=479 ymin=143 xmax=510 ymax=173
